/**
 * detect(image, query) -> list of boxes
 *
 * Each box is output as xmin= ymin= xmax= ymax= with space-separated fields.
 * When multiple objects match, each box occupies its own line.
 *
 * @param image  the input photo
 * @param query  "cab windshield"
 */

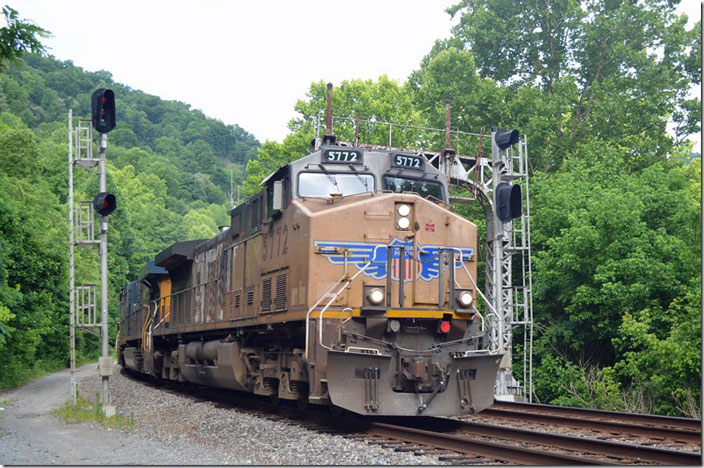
xmin=298 ymin=172 xmax=374 ymax=197
xmin=383 ymin=176 xmax=444 ymax=201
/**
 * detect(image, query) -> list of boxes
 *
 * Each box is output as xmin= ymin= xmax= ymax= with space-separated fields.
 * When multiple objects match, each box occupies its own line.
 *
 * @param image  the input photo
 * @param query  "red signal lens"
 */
xmin=438 ymin=320 xmax=451 ymax=334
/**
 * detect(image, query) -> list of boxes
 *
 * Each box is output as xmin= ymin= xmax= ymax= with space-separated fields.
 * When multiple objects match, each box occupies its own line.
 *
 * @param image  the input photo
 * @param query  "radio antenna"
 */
xmin=322 ymin=83 xmax=336 ymax=145
xmin=444 ymin=99 xmax=452 ymax=151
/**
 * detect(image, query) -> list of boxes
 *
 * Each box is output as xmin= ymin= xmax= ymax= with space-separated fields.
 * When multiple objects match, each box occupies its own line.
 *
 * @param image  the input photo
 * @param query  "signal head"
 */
xmin=494 ymin=129 xmax=520 ymax=150
xmin=93 ymin=192 xmax=116 ymax=216
xmin=495 ymin=182 xmax=522 ymax=222
xmin=91 ymin=88 xmax=116 ymax=134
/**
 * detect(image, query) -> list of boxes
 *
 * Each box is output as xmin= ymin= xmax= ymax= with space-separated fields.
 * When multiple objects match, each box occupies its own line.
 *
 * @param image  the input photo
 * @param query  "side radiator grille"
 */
xmin=274 ymin=273 xmax=286 ymax=310
xmin=261 ymin=277 xmax=272 ymax=312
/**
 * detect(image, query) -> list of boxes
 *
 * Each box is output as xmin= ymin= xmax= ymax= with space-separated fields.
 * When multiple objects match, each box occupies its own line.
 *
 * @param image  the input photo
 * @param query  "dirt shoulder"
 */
xmin=0 ymin=363 xmax=217 ymax=465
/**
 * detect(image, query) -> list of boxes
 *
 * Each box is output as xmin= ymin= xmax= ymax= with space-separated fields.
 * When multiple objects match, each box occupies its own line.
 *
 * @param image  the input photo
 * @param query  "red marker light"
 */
xmin=438 ymin=320 xmax=451 ymax=334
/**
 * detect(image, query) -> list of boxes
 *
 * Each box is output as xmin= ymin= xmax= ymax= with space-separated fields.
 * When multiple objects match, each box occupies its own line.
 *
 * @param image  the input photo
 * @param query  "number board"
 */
xmin=392 ymin=153 xmax=424 ymax=170
xmin=322 ymin=149 xmax=363 ymax=164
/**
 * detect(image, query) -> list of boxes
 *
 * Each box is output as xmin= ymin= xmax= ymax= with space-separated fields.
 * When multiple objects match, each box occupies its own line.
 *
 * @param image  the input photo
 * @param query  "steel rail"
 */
xmin=363 ymin=421 xmax=605 ymax=465
xmin=482 ymin=406 xmax=701 ymax=444
xmin=493 ymin=401 xmax=703 ymax=432
xmin=438 ymin=418 xmax=701 ymax=465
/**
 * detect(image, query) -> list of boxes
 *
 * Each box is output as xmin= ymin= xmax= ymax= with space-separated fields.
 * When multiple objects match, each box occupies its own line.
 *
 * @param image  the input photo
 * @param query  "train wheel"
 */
xmin=265 ymin=378 xmax=280 ymax=406
xmin=269 ymin=391 xmax=280 ymax=406
xmin=297 ymin=395 xmax=309 ymax=410
xmin=329 ymin=403 xmax=346 ymax=417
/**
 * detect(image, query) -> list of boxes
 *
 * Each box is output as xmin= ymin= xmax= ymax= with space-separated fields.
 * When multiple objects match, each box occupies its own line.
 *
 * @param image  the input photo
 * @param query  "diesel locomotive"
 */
xmin=118 ymin=134 xmax=503 ymax=416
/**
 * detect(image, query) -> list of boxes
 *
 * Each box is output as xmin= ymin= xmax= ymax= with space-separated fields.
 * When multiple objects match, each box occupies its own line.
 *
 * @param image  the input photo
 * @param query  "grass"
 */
xmin=0 ymin=397 xmax=18 ymax=407
xmin=52 ymin=392 xmax=134 ymax=430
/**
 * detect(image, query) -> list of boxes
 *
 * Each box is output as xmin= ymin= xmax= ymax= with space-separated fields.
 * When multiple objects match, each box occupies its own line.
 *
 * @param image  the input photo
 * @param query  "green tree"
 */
xmin=446 ymin=0 xmax=700 ymax=171
xmin=0 ymin=6 xmax=49 ymax=69
xmin=529 ymin=149 xmax=701 ymax=414
xmin=244 ymin=77 xmax=423 ymax=195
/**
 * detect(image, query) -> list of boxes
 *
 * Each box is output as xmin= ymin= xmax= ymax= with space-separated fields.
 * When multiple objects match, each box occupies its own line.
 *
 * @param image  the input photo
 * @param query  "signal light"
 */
xmin=93 ymin=192 xmax=116 ymax=216
xmin=91 ymin=88 xmax=116 ymax=133
xmin=494 ymin=129 xmax=520 ymax=150
xmin=438 ymin=320 xmax=451 ymax=334
xmin=495 ymin=183 xmax=522 ymax=222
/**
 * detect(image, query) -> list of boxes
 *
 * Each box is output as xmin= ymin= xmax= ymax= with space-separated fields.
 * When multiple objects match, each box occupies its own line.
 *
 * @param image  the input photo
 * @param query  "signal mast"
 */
xmin=67 ymin=89 xmax=117 ymax=415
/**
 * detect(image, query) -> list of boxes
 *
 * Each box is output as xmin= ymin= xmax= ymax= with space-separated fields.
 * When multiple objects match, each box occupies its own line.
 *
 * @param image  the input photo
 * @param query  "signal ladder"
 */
xmin=67 ymin=114 xmax=101 ymax=405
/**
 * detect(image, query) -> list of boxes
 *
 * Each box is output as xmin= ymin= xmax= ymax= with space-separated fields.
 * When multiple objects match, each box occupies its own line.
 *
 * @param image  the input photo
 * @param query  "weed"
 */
xmin=0 ymin=397 xmax=18 ymax=407
xmin=52 ymin=392 xmax=133 ymax=430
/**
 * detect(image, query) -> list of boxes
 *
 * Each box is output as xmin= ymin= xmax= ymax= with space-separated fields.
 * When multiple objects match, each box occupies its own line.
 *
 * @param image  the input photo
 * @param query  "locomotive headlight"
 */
xmin=397 ymin=204 xmax=411 ymax=217
xmin=397 ymin=216 xmax=410 ymax=230
xmin=457 ymin=290 xmax=473 ymax=308
xmin=368 ymin=288 xmax=384 ymax=305
xmin=395 ymin=203 xmax=412 ymax=231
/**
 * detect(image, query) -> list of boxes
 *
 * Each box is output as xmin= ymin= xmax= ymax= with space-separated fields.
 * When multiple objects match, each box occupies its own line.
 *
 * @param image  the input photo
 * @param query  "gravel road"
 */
xmin=0 ymin=363 xmax=444 ymax=465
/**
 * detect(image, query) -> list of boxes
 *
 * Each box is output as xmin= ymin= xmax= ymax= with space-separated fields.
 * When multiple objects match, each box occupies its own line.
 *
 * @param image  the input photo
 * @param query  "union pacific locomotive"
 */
xmin=118 ymin=134 xmax=503 ymax=416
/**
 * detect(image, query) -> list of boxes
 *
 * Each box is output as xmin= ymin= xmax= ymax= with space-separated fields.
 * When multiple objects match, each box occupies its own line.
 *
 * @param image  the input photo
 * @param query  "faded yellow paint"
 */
xmin=160 ymin=277 xmax=172 ymax=323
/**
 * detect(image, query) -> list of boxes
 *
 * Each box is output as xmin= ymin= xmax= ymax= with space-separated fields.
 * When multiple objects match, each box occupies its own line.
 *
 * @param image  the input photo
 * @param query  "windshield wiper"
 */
xmin=348 ymin=164 xmax=368 ymax=190
xmin=317 ymin=164 xmax=340 ymax=191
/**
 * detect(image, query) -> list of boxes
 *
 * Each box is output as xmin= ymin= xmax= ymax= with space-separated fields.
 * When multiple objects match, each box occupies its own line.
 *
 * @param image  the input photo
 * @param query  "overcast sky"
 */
xmin=10 ymin=0 xmax=703 ymax=145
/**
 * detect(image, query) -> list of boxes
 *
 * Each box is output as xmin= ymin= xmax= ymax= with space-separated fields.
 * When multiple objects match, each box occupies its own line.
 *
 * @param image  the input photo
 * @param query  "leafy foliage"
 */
xmin=0 ymin=6 xmax=49 ymax=69
xmin=0 ymin=51 xmax=260 ymax=388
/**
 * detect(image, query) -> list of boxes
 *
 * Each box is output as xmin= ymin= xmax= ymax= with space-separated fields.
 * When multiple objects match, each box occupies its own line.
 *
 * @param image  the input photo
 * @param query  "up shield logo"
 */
xmin=314 ymin=238 xmax=473 ymax=283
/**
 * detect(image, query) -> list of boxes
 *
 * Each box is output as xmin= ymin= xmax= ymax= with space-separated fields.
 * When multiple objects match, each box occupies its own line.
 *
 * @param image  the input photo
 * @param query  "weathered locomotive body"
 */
xmin=118 ymin=143 xmax=502 ymax=416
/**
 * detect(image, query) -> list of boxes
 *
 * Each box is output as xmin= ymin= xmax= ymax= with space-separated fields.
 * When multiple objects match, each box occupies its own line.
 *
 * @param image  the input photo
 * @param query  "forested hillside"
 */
xmin=0 ymin=52 xmax=260 ymax=386
xmin=243 ymin=1 xmax=701 ymax=416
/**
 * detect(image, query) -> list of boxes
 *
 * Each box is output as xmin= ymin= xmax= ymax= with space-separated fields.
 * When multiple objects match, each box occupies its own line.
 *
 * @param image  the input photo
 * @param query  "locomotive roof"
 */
xmin=260 ymin=145 xmax=447 ymax=198
xmin=138 ymin=260 xmax=168 ymax=281
xmin=155 ymin=239 xmax=206 ymax=270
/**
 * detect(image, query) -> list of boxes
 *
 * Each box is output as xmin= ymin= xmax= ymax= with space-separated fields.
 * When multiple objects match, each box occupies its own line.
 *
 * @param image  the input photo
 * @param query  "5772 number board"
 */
xmin=323 ymin=149 xmax=363 ymax=164
xmin=392 ymin=153 xmax=424 ymax=170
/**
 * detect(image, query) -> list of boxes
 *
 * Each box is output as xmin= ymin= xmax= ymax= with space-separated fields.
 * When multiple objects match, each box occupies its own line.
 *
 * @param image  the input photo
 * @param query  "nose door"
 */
xmin=412 ymin=219 xmax=449 ymax=307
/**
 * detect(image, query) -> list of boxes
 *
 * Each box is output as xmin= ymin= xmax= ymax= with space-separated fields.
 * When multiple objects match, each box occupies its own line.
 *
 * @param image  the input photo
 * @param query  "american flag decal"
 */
xmin=425 ymin=223 xmax=435 ymax=232
xmin=390 ymin=247 xmax=422 ymax=282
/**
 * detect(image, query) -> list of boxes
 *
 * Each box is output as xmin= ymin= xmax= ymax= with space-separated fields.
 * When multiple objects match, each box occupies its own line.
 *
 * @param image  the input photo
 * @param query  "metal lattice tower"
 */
xmin=68 ymin=112 xmax=115 ymax=413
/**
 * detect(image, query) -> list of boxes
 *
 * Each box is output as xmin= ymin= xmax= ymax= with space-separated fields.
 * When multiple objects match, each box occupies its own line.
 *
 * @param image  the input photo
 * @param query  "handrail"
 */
xmin=141 ymin=302 xmax=158 ymax=352
xmin=444 ymin=246 xmax=498 ymax=321
xmin=304 ymin=244 xmax=386 ymax=361
xmin=151 ymin=297 xmax=171 ymax=331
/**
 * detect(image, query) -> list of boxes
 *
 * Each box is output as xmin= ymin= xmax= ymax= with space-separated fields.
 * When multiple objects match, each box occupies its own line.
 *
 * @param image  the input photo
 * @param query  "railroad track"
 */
xmin=484 ymin=401 xmax=702 ymax=445
xmin=124 ymin=370 xmax=701 ymax=465
xmin=377 ymin=416 xmax=701 ymax=465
